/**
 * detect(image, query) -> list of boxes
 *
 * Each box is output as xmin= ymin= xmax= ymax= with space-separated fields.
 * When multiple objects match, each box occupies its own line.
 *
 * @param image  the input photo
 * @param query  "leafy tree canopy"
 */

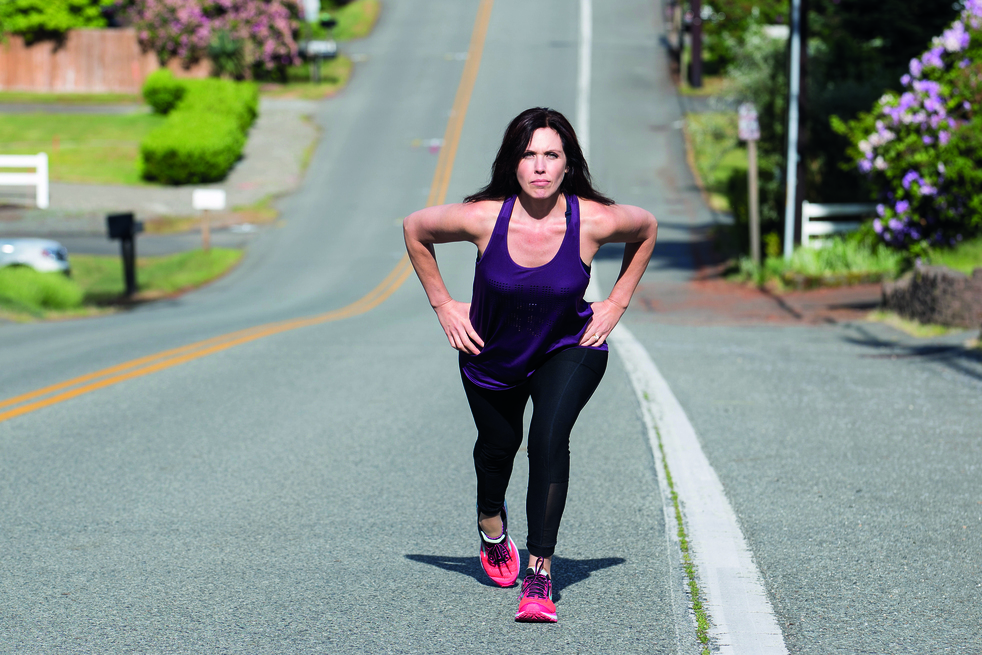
xmin=0 ymin=0 xmax=115 ymax=43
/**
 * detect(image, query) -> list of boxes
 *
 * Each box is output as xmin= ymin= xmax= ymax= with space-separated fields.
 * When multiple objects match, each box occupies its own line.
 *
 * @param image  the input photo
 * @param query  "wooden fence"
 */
xmin=0 ymin=28 xmax=209 ymax=94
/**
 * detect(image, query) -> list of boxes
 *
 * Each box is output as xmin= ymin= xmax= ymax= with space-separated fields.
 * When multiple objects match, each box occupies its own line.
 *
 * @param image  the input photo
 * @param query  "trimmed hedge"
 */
xmin=143 ymin=69 xmax=185 ymax=115
xmin=140 ymin=72 xmax=258 ymax=184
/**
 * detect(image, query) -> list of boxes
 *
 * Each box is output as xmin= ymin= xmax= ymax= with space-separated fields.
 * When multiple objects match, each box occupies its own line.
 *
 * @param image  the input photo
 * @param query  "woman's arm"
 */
xmin=403 ymin=202 xmax=492 ymax=354
xmin=579 ymin=203 xmax=658 ymax=346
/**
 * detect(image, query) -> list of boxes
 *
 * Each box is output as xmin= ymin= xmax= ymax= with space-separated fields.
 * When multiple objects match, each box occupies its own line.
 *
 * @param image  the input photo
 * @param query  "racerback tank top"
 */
xmin=460 ymin=194 xmax=606 ymax=390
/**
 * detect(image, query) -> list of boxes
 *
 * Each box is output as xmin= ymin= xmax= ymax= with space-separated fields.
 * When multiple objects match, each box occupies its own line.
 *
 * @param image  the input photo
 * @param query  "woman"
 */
xmin=403 ymin=107 xmax=657 ymax=623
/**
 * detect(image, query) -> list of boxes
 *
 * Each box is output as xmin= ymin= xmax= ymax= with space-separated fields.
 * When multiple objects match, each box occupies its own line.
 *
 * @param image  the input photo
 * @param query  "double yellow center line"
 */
xmin=0 ymin=0 xmax=495 ymax=426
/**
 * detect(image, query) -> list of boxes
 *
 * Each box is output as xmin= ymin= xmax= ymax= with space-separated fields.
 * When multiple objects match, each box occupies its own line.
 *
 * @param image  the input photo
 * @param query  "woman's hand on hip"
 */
xmin=434 ymin=299 xmax=485 ymax=355
xmin=580 ymin=299 xmax=626 ymax=347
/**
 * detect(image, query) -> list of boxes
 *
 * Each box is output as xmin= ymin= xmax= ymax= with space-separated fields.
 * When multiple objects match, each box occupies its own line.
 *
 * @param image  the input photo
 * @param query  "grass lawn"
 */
xmin=0 ymin=248 xmax=242 ymax=321
xmin=260 ymin=56 xmax=353 ymax=100
xmin=0 ymin=113 xmax=165 ymax=185
xmin=683 ymin=112 xmax=746 ymax=212
xmin=928 ymin=235 xmax=982 ymax=275
xmin=73 ymin=248 xmax=243 ymax=303
xmin=0 ymin=91 xmax=143 ymax=105
xmin=328 ymin=0 xmax=381 ymax=41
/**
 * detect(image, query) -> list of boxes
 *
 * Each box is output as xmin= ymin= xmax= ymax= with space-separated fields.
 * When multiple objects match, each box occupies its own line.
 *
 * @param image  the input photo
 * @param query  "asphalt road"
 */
xmin=2 ymin=0 xmax=981 ymax=653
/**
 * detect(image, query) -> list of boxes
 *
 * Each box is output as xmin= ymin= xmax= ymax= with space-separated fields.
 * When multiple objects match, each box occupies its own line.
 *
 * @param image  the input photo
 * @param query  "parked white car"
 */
xmin=0 ymin=238 xmax=70 ymax=275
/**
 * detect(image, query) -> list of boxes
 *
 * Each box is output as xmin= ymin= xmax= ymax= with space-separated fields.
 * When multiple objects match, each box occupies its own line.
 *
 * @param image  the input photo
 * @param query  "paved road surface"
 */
xmin=2 ymin=0 xmax=980 ymax=653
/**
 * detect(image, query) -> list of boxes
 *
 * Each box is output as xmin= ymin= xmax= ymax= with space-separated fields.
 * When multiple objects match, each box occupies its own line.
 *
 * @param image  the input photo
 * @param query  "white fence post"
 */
xmin=36 ymin=153 xmax=49 ymax=209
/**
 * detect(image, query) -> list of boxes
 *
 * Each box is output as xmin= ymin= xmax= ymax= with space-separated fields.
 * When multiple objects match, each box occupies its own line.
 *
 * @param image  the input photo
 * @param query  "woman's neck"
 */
xmin=515 ymin=191 xmax=566 ymax=221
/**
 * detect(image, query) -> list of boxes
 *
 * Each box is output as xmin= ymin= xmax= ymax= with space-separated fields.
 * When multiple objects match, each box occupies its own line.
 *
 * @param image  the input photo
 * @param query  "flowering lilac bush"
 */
xmin=122 ymin=0 xmax=303 ymax=71
xmin=832 ymin=0 xmax=982 ymax=254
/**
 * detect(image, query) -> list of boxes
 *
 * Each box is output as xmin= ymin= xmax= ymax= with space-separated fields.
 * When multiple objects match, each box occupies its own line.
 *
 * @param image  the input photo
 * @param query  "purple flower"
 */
xmin=898 ymin=92 xmax=918 ymax=111
xmin=938 ymin=162 xmax=946 ymax=174
xmin=920 ymin=184 xmax=937 ymax=196
xmin=889 ymin=218 xmax=904 ymax=231
xmin=876 ymin=204 xmax=886 ymax=217
xmin=960 ymin=59 xmax=971 ymax=68
xmin=923 ymin=135 xmax=934 ymax=144
xmin=901 ymin=74 xmax=912 ymax=86
xmin=921 ymin=46 xmax=945 ymax=69
xmin=873 ymin=218 xmax=884 ymax=234
xmin=895 ymin=200 xmax=910 ymax=214
xmin=909 ymin=58 xmax=923 ymax=78
xmin=859 ymin=159 xmax=873 ymax=173
xmin=964 ymin=101 xmax=972 ymax=111
xmin=939 ymin=131 xmax=950 ymax=146
xmin=902 ymin=170 xmax=921 ymax=189
xmin=941 ymin=21 xmax=970 ymax=52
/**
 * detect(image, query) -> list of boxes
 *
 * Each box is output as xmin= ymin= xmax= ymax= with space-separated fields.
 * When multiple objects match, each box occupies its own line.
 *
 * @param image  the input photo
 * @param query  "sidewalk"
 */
xmin=0 ymin=98 xmax=321 ymax=237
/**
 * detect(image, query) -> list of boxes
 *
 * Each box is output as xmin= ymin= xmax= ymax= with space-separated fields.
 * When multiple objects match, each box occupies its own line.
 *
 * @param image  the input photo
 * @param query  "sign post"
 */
xmin=738 ymin=103 xmax=761 ymax=266
xmin=192 ymin=189 xmax=226 ymax=253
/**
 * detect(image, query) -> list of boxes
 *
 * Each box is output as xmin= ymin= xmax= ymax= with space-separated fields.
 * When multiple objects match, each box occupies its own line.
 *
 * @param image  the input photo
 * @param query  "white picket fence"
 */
xmin=801 ymin=200 xmax=876 ymax=248
xmin=0 ymin=153 xmax=49 ymax=209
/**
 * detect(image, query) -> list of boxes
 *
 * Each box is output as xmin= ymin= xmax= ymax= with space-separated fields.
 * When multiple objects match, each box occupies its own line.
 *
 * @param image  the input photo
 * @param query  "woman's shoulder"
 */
xmin=577 ymin=198 xmax=656 ymax=240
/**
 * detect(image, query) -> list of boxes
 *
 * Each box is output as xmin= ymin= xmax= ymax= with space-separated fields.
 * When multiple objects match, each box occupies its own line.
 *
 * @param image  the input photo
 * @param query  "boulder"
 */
xmin=882 ymin=265 xmax=982 ymax=328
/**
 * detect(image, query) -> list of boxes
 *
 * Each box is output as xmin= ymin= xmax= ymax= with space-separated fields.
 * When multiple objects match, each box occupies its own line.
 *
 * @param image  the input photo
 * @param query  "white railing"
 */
xmin=0 ymin=153 xmax=49 ymax=209
xmin=801 ymin=200 xmax=876 ymax=248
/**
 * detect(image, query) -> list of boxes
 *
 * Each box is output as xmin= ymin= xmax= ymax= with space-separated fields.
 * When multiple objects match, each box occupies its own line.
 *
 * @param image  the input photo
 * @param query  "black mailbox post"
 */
xmin=107 ymin=212 xmax=144 ymax=297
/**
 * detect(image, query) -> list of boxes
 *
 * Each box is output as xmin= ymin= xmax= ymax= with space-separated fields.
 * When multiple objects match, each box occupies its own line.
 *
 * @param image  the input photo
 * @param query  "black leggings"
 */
xmin=461 ymin=347 xmax=608 ymax=558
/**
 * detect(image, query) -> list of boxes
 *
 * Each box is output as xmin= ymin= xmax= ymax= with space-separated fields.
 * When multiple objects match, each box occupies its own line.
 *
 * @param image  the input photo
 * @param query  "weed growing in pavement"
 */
xmin=643 ymin=392 xmax=711 ymax=654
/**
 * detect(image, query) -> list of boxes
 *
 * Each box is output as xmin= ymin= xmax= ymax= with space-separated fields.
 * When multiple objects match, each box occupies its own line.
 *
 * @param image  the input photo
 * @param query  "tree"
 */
xmin=0 ymin=0 xmax=115 ymax=43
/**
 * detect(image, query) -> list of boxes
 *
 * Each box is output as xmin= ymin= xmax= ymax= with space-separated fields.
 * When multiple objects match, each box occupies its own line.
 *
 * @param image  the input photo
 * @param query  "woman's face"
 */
xmin=515 ymin=127 xmax=567 ymax=200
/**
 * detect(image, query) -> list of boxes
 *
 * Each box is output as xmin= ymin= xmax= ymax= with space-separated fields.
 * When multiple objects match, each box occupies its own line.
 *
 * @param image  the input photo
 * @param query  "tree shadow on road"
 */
xmin=843 ymin=323 xmax=982 ymax=383
xmin=404 ymin=552 xmax=626 ymax=600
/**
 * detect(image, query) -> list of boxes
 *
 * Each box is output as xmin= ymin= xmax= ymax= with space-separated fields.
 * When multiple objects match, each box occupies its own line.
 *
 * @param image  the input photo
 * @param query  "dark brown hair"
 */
xmin=464 ymin=107 xmax=614 ymax=205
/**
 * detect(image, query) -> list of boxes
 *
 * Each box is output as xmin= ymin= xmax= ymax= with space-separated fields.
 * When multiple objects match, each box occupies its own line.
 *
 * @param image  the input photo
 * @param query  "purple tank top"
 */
xmin=460 ymin=194 xmax=606 ymax=390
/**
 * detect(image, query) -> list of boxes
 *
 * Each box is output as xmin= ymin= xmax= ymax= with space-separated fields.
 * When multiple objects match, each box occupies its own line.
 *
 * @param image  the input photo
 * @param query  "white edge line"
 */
xmin=609 ymin=324 xmax=789 ymax=655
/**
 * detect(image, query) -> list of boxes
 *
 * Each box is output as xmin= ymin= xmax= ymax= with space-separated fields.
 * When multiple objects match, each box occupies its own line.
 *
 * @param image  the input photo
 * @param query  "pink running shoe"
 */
xmin=515 ymin=560 xmax=557 ymax=623
xmin=478 ymin=504 xmax=521 ymax=587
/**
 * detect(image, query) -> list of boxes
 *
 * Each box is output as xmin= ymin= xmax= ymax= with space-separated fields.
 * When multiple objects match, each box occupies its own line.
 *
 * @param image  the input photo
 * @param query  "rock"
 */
xmin=882 ymin=265 xmax=982 ymax=328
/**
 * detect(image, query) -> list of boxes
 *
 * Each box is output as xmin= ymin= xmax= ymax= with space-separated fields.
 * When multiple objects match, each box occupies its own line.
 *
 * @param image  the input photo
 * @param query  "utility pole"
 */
xmin=782 ymin=0 xmax=802 ymax=260
xmin=689 ymin=0 xmax=703 ymax=88
xmin=794 ymin=0 xmax=809 ymax=246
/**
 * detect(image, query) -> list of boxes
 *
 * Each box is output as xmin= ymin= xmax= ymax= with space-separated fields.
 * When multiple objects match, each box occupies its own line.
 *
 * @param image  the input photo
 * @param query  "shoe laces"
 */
xmin=484 ymin=538 xmax=512 ymax=567
xmin=520 ymin=561 xmax=551 ymax=600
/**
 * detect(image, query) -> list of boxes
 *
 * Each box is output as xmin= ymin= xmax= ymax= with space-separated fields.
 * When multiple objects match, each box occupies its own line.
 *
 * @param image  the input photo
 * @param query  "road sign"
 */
xmin=305 ymin=40 xmax=337 ymax=58
xmin=738 ymin=102 xmax=760 ymax=142
xmin=192 ymin=188 xmax=226 ymax=211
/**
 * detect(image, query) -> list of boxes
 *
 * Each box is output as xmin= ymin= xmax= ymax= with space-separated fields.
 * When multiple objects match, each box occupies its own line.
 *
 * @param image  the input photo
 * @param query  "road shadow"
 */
xmin=843 ymin=323 xmax=982 ymax=383
xmin=404 ymin=552 xmax=626 ymax=601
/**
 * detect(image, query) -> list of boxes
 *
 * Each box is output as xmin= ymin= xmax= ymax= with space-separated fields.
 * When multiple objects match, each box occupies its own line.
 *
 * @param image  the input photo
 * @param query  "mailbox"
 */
xmin=106 ymin=212 xmax=143 ymax=297
xmin=107 ymin=212 xmax=144 ymax=240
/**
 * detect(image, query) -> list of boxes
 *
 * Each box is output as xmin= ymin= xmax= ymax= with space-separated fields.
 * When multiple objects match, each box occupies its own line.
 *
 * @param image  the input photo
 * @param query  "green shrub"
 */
xmin=733 ymin=231 xmax=904 ymax=287
xmin=179 ymin=78 xmax=258 ymax=132
xmin=141 ymin=111 xmax=245 ymax=184
xmin=142 ymin=69 xmax=186 ymax=115
xmin=0 ymin=266 xmax=84 ymax=312
xmin=139 ymin=76 xmax=258 ymax=184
